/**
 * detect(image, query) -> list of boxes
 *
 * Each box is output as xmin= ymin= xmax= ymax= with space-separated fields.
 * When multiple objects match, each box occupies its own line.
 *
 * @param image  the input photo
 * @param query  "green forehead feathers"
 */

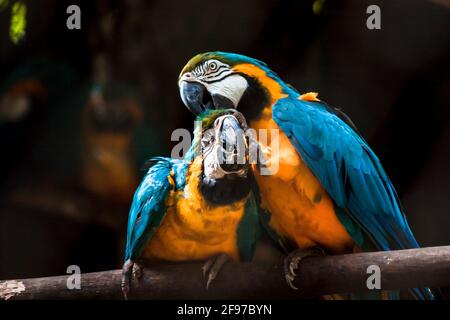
xmin=179 ymin=52 xmax=236 ymax=78
xmin=179 ymin=51 xmax=270 ymax=80
xmin=195 ymin=109 xmax=234 ymax=129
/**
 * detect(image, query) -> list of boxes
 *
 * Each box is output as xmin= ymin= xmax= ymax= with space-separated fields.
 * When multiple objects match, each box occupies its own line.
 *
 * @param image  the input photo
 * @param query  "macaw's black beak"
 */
xmin=179 ymin=81 xmax=236 ymax=115
xmin=179 ymin=81 xmax=212 ymax=115
xmin=217 ymin=115 xmax=249 ymax=174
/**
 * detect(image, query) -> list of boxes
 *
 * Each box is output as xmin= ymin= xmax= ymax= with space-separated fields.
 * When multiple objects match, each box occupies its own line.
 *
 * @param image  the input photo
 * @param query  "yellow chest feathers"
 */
xmin=251 ymin=115 xmax=354 ymax=254
xmin=143 ymin=157 xmax=247 ymax=262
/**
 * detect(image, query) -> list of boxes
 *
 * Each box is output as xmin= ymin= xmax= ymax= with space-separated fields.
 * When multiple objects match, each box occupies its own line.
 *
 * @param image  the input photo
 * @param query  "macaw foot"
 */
xmin=202 ymin=253 xmax=230 ymax=290
xmin=121 ymin=259 xmax=143 ymax=300
xmin=284 ymin=247 xmax=325 ymax=290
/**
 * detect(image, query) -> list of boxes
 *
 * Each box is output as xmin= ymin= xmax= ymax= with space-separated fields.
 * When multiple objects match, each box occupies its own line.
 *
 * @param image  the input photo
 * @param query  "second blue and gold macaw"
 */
xmin=178 ymin=52 xmax=435 ymax=300
xmin=122 ymin=109 xmax=259 ymax=298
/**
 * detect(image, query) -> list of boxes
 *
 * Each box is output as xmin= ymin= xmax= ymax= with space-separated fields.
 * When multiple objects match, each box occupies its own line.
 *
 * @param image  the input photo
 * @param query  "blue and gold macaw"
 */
xmin=121 ymin=109 xmax=259 ymax=299
xmin=178 ymin=52 xmax=436 ymax=300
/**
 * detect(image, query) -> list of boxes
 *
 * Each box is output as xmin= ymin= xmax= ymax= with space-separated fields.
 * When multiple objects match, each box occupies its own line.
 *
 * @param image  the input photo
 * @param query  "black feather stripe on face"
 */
xmin=236 ymin=75 xmax=271 ymax=122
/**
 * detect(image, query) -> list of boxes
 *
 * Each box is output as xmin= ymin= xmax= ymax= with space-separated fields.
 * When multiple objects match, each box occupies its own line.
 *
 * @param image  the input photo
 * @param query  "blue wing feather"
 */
xmin=273 ymin=98 xmax=418 ymax=250
xmin=272 ymin=97 xmax=433 ymax=299
xmin=125 ymin=157 xmax=188 ymax=261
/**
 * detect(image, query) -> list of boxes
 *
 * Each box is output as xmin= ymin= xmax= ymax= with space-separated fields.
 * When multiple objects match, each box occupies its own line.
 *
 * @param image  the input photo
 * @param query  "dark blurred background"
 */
xmin=0 ymin=0 xmax=449 ymax=280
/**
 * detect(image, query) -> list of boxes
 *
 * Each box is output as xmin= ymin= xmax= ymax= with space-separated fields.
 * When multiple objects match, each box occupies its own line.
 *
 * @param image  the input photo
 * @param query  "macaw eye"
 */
xmin=209 ymin=62 xmax=217 ymax=71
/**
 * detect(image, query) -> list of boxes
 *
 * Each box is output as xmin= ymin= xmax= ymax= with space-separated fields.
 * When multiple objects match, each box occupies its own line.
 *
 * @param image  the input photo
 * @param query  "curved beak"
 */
xmin=179 ymin=81 xmax=236 ymax=115
xmin=216 ymin=115 xmax=249 ymax=174
xmin=179 ymin=81 xmax=213 ymax=115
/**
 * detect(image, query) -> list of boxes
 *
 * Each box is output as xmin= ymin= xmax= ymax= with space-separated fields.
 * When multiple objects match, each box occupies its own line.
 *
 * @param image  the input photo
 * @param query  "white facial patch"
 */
xmin=205 ymin=74 xmax=248 ymax=108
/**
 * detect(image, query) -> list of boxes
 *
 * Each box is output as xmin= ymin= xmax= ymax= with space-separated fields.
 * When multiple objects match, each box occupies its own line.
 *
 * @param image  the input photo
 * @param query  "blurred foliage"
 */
xmin=312 ymin=0 xmax=326 ymax=15
xmin=0 ymin=0 xmax=10 ymax=11
xmin=9 ymin=1 xmax=26 ymax=44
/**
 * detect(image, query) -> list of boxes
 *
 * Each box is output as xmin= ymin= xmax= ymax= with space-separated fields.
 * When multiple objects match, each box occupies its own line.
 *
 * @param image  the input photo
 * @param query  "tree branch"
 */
xmin=1 ymin=246 xmax=450 ymax=300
